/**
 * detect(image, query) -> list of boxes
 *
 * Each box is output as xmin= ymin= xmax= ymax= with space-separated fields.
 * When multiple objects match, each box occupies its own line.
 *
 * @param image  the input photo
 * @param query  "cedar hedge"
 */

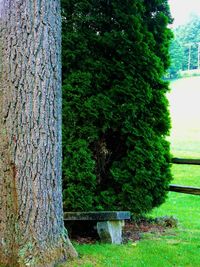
xmin=61 ymin=0 xmax=173 ymax=215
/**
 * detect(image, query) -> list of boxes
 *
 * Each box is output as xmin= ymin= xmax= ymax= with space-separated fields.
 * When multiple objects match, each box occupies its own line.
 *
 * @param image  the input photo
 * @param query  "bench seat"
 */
xmin=64 ymin=211 xmax=131 ymax=244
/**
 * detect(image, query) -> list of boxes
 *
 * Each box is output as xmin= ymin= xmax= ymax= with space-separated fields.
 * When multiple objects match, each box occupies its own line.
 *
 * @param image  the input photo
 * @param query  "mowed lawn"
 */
xmin=61 ymin=77 xmax=200 ymax=267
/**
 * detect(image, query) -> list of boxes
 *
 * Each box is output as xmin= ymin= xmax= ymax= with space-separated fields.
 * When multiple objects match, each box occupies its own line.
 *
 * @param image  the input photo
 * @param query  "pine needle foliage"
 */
xmin=61 ymin=0 xmax=173 ymax=215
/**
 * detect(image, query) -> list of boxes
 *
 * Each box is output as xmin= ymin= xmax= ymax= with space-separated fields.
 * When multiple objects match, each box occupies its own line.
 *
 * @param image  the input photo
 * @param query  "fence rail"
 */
xmin=169 ymin=184 xmax=200 ymax=195
xmin=172 ymin=158 xmax=200 ymax=165
xmin=169 ymin=157 xmax=200 ymax=195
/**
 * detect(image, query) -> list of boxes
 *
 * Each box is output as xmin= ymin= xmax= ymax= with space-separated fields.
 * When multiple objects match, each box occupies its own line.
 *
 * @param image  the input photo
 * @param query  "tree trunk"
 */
xmin=0 ymin=1 xmax=77 ymax=266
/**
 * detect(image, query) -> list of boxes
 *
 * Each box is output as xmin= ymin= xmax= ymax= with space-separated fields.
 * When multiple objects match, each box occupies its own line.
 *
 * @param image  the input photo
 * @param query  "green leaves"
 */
xmin=61 ymin=0 xmax=172 ymax=215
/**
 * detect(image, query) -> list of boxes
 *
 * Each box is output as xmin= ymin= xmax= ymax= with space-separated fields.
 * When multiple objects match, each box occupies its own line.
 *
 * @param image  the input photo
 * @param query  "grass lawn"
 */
xmin=60 ymin=77 xmax=200 ymax=267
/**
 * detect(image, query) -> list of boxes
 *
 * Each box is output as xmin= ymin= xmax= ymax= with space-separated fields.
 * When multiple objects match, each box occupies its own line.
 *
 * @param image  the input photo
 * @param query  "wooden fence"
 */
xmin=169 ymin=158 xmax=200 ymax=195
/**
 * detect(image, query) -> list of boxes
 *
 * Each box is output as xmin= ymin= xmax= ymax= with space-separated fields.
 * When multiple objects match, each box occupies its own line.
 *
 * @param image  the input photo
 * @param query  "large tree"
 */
xmin=0 ymin=1 xmax=76 ymax=266
xmin=62 ymin=0 xmax=173 ymax=214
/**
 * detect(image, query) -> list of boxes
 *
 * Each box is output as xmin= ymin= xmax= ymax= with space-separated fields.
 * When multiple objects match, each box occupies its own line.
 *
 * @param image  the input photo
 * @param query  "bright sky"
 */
xmin=168 ymin=0 xmax=200 ymax=27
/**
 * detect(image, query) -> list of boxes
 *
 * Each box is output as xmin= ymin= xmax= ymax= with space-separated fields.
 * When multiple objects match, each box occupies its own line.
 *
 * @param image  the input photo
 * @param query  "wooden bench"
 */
xmin=64 ymin=211 xmax=131 ymax=244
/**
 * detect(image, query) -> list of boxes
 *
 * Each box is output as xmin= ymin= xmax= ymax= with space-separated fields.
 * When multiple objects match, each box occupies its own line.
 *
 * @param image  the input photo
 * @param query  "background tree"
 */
xmin=0 ymin=1 xmax=76 ymax=266
xmin=168 ymin=13 xmax=200 ymax=77
xmin=167 ymin=39 xmax=183 ymax=78
xmin=178 ymin=14 xmax=200 ymax=70
xmin=62 ymin=0 xmax=173 ymax=215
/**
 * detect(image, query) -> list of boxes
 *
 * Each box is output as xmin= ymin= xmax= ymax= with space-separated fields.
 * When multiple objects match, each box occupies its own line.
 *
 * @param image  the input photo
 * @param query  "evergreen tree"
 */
xmin=62 ymin=0 xmax=173 ymax=215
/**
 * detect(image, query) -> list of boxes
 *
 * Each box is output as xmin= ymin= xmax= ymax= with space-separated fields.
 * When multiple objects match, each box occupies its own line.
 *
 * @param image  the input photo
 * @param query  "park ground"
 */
xmin=60 ymin=76 xmax=200 ymax=267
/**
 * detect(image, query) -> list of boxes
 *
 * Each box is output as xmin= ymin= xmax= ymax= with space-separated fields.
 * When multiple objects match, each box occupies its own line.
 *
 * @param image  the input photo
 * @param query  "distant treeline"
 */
xmin=167 ymin=14 xmax=200 ymax=79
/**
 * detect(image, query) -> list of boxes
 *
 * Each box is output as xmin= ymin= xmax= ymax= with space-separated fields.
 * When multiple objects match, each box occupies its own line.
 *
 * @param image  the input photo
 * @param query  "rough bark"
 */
xmin=0 ymin=1 xmax=77 ymax=266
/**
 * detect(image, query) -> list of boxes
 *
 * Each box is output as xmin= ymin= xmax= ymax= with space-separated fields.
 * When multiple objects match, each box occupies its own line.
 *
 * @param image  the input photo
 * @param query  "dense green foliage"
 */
xmin=62 ymin=0 xmax=173 ymax=215
xmin=168 ymin=14 xmax=200 ymax=78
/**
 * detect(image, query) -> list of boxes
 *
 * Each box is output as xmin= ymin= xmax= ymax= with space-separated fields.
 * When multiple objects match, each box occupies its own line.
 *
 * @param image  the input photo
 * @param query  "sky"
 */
xmin=168 ymin=0 xmax=200 ymax=27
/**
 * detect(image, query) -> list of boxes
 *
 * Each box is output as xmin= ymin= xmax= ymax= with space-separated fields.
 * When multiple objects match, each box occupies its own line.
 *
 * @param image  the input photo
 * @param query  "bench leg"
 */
xmin=97 ymin=220 xmax=124 ymax=244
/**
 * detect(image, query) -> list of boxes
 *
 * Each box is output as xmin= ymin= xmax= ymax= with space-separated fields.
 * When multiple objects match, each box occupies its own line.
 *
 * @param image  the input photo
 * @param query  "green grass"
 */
xmin=60 ymin=77 xmax=200 ymax=267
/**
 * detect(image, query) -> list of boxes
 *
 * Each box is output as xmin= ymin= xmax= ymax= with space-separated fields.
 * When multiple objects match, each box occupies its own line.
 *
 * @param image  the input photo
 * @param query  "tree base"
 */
xmin=0 ymin=231 xmax=78 ymax=267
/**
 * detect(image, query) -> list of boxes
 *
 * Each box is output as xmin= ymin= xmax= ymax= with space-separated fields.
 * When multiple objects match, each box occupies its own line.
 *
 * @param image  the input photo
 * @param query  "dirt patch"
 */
xmin=69 ymin=216 xmax=178 ymax=244
xmin=122 ymin=217 xmax=176 ymax=243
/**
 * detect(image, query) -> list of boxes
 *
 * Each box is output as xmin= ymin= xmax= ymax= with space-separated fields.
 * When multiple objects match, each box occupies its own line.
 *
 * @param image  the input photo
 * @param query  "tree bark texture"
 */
xmin=0 ymin=1 xmax=77 ymax=266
